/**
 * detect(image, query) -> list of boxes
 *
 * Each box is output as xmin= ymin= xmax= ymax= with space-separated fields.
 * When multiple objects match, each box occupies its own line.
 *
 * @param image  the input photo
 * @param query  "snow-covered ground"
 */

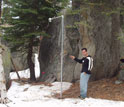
xmin=0 ymin=81 xmax=123 ymax=107
xmin=1 ymin=54 xmax=124 ymax=107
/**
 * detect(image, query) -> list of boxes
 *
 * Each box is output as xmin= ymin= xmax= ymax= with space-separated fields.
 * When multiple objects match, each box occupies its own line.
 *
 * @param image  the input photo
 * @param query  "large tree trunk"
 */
xmin=0 ymin=46 xmax=9 ymax=103
xmin=0 ymin=0 xmax=9 ymax=104
xmin=27 ymin=38 xmax=36 ymax=81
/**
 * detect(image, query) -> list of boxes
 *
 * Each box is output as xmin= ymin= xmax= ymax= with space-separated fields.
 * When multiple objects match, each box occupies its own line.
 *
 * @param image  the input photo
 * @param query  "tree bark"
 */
xmin=0 ymin=47 xmax=9 ymax=103
xmin=0 ymin=0 xmax=9 ymax=104
xmin=0 ymin=0 xmax=2 ymax=22
xmin=27 ymin=38 xmax=36 ymax=81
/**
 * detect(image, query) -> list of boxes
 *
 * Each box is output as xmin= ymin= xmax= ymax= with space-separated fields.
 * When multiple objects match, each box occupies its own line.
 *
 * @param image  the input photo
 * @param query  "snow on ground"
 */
xmin=3 ymin=54 xmax=124 ymax=107
xmin=0 ymin=81 xmax=124 ymax=107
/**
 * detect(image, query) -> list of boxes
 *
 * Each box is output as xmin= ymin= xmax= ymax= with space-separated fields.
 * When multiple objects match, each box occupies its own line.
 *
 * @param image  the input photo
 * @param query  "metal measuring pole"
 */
xmin=60 ymin=15 xmax=64 ymax=99
xmin=48 ymin=15 xmax=64 ymax=99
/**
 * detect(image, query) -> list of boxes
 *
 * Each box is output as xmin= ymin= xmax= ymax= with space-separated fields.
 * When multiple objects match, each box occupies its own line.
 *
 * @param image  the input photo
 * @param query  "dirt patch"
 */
xmin=12 ymin=78 xmax=53 ymax=87
xmin=31 ymin=82 xmax=53 ymax=87
xmin=54 ymin=77 xmax=124 ymax=101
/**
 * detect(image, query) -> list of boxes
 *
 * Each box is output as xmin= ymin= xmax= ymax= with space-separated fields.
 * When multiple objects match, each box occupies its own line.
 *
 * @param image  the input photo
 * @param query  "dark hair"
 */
xmin=81 ymin=48 xmax=87 ymax=52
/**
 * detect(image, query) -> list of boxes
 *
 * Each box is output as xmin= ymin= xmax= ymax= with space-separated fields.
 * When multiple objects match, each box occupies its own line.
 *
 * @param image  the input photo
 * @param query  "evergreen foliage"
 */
xmin=2 ymin=0 xmax=68 ymax=51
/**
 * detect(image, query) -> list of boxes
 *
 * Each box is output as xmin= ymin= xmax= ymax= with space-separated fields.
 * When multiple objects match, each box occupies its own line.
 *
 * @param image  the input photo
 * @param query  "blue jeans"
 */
xmin=80 ymin=72 xmax=90 ymax=98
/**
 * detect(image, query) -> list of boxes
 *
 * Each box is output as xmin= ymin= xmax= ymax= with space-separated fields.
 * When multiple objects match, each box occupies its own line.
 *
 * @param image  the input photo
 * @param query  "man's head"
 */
xmin=81 ymin=48 xmax=88 ymax=57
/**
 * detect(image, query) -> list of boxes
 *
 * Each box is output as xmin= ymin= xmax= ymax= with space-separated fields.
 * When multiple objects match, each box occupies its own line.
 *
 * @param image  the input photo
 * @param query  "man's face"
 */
xmin=82 ymin=50 xmax=87 ymax=56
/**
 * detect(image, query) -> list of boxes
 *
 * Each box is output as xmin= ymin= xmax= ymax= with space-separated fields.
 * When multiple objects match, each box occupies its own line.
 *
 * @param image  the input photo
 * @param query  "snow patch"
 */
xmin=0 ymin=81 xmax=121 ymax=107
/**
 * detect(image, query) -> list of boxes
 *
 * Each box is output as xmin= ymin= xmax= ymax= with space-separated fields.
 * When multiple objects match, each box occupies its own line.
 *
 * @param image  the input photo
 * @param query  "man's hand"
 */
xmin=69 ymin=55 xmax=75 ymax=60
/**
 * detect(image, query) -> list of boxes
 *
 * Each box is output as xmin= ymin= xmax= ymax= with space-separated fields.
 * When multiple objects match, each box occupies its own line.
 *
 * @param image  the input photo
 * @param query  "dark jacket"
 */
xmin=74 ymin=55 xmax=92 ymax=74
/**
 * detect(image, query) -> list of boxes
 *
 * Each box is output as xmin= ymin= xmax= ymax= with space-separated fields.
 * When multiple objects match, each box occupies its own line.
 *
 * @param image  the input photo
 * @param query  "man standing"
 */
xmin=70 ymin=48 xmax=93 ymax=99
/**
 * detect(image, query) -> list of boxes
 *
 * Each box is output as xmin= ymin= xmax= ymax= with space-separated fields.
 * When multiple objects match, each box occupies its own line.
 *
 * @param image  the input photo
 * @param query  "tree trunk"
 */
xmin=27 ymin=38 xmax=36 ymax=81
xmin=0 ymin=0 xmax=9 ymax=104
xmin=0 ymin=0 xmax=2 ymax=22
xmin=0 ymin=47 xmax=9 ymax=103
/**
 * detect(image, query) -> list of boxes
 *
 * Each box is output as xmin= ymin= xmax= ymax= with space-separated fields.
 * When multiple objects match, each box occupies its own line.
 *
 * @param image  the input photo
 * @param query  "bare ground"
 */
xmin=54 ymin=77 xmax=124 ymax=101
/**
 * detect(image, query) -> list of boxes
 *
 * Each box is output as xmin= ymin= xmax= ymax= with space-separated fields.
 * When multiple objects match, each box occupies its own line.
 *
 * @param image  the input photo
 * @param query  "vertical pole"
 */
xmin=60 ymin=15 xmax=64 ymax=99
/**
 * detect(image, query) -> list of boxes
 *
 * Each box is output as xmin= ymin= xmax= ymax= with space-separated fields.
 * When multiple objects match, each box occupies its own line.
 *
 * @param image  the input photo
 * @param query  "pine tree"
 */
xmin=3 ymin=0 xmax=68 ymax=81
